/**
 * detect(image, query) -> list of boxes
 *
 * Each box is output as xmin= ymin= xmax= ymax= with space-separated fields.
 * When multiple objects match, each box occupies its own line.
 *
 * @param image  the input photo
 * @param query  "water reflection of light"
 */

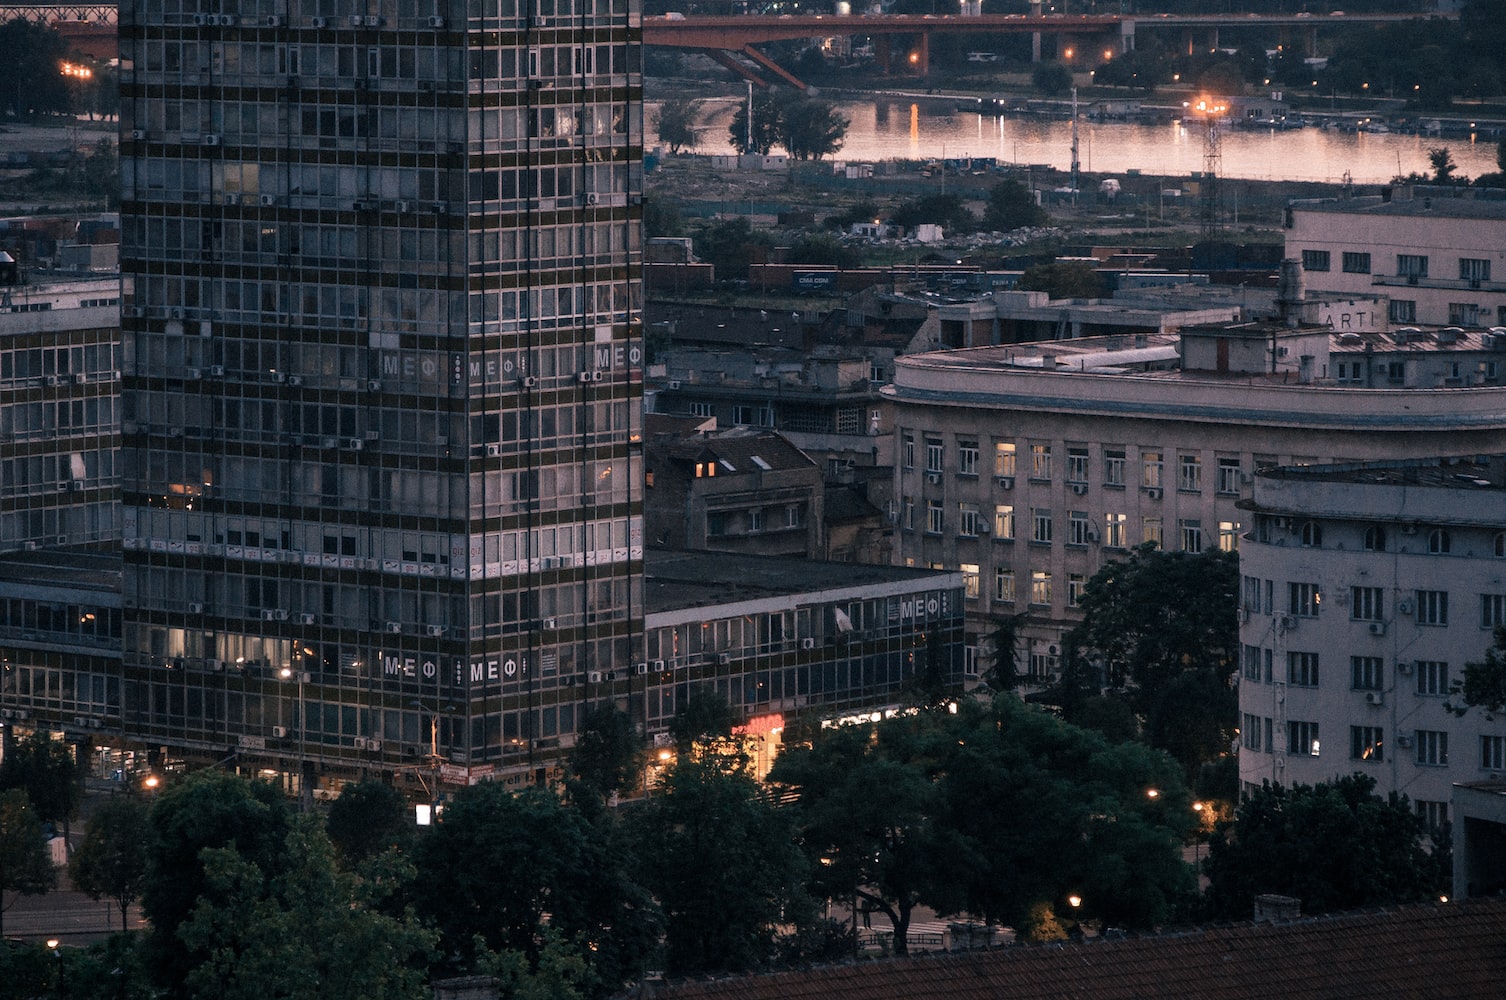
xmin=909 ymin=103 xmax=919 ymax=150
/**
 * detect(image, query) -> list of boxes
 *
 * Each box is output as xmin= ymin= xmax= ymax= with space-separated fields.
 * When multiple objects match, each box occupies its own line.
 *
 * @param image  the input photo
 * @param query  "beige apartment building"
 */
xmin=1239 ymin=458 xmax=1506 ymax=835
xmin=883 ymin=317 xmax=1506 ymax=679
xmin=1286 ymin=187 xmax=1506 ymax=329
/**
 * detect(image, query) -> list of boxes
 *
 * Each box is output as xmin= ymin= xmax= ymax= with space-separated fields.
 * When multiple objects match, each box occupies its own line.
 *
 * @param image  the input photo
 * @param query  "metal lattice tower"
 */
xmin=1196 ymin=98 xmax=1227 ymax=240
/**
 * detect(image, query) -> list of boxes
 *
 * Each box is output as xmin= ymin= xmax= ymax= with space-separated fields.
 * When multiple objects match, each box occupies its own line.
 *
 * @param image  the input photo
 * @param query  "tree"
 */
xmin=1450 ymin=625 xmax=1506 ymax=715
xmin=141 ymin=771 xmax=293 ymax=993
xmin=325 ymin=779 xmax=411 ymax=866
xmin=727 ymin=91 xmax=781 ymax=155
xmin=981 ymin=179 xmax=1047 ymax=233
xmin=983 ymin=614 xmax=1026 ymax=691
xmin=567 ymin=703 xmax=644 ymax=800
xmin=641 ymin=192 xmax=684 ymax=239
xmin=934 ymin=699 xmax=1195 ymax=935
xmin=0 ymin=789 xmax=57 ymax=939
xmin=690 ymin=217 xmax=773 ymax=284
xmin=786 ymin=232 xmax=859 ymax=269
xmin=0 ymin=20 xmax=70 ymax=119
xmin=1428 ymin=146 xmax=1459 ymax=184
xmin=654 ymin=98 xmax=703 ymax=155
xmin=768 ymin=722 xmax=960 ymax=957
xmin=667 ymin=688 xmax=740 ymax=756
xmin=890 ymin=193 xmax=977 ymax=235
xmin=178 ymin=815 xmax=433 ymax=1000
xmin=414 ymin=782 xmax=658 ymax=991
xmin=0 ymin=732 xmax=85 ymax=848
xmin=776 ymin=95 xmax=849 ymax=161
xmin=1032 ymin=62 xmax=1072 ymax=97
xmin=69 ymin=796 xmax=150 ymax=932
xmin=1018 ymin=261 xmax=1106 ymax=300
xmin=628 ymin=758 xmax=810 ymax=975
xmin=1203 ymin=775 xmax=1445 ymax=920
xmin=1066 ymin=544 xmax=1238 ymax=716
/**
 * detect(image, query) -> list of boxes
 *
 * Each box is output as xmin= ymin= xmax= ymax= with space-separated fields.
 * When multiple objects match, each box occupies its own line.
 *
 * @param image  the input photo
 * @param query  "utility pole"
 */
xmin=1070 ymin=87 xmax=1080 ymax=205
xmin=1195 ymin=97 xmax=1226 ymax=240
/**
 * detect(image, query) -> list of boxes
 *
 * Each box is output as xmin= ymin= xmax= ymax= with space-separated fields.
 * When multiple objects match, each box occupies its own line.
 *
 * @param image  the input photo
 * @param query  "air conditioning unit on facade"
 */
xmin=1368 ymin=621 xmax=1386 ymax=636
xmin=801 ymin=637 xmax=816 ymax=650
xmin=272 ymin=726 xmax=288 ymax=737
xmin=1365 ymin=691 xmax=1384 ymax=706
xmin=1071 ymin=483 xmax=1087 ymax=496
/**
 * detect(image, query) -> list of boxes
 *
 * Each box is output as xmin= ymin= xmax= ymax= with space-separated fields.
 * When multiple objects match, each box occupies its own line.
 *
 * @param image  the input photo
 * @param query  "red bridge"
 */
xmin=642 ymin=11 xmax=1450 ymax=90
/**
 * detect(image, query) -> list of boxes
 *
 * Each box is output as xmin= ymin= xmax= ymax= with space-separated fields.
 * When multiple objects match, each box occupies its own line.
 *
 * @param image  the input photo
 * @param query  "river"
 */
xmin=673 ymin=95 xmax=1502 ymax=185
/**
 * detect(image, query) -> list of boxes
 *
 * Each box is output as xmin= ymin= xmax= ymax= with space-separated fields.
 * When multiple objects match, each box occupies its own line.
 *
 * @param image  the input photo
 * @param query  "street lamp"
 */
xmin=46 ymin=938 xmax=66 ymax=999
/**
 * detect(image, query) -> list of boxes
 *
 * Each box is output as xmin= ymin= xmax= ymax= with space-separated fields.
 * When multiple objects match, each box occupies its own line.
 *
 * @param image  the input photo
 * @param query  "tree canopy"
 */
xmin=325 ymin=779 xmax=412 ymax=866
xmin=178 ymin=815 xmax=433 ymax=1000
xmin=1018 ymin=261 xmax=1106 ymax=300
xmin=0 ymin=788 xmax=57 ymax=939
xmin=0 ymin=732 xmax=85 ymax=842
xmin=628 ymin=758 xmax=810 ymax=975
xmin=653 ymin=99 xmax=702 ymax=155
xmin=567 ymin=703 xmax=645 ymax=800
xmin=726 ymin=91 xmax=781 ymax=156
xmin=981 ymin=179 xmax=1048 ymax=233
xmin=776 ymin=95 xmax=849 ymax=162
xmin=1203 ymin=775 xmax=1446 ymax=920
xmin=69 ymin=795 xmax=151 ymax=932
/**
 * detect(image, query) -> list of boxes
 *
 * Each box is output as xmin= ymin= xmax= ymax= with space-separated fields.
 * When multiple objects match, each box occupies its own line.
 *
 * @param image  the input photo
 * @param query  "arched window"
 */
xmin=1428 ymin=528 xmax=1451 ymax=554
xmin=1363 ymin=526 xmax=1386 ymax=552
xmin=1300 ymin=521 xmax=1323 ymax=547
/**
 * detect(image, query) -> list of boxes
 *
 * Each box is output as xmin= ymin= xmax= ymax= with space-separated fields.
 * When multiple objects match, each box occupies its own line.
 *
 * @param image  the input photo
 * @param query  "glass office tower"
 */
xmin=117 ymin=0 xmax=644 ymax=788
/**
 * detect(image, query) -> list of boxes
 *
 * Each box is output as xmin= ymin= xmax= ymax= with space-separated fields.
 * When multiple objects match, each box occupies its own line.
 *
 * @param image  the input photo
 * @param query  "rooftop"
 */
xmin=644 ymin=549 xmax=955 ymax=616
xmin=1257 ymin=455 xmax=1506 ymax=491
xmin=1290 ymin=187 xmax=1506 ymax=221
xmin=627 ymin=898 xmax=1506 ymax=1000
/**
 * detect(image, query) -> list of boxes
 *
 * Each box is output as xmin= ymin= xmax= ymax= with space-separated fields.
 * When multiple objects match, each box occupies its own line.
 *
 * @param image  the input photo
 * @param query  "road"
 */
xmin=3 ymin=884 xmax=145 ymax=944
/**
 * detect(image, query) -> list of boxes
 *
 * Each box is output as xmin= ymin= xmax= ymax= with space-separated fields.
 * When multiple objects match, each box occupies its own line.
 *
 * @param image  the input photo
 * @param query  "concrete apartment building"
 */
xmin=1286 ymin=187 xmax=1506 ymax=329
xmin=883 ymin=296 xmax=1506 ymax=678
xmin=0 ymin=272 xmax=122 ymax=554
xmin=1238 ymin=457 xmax=1506 ymax=834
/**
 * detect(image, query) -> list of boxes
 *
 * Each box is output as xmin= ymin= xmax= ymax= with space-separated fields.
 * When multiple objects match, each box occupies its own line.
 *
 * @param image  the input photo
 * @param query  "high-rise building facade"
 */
xmin=118 ymin=0 xmax=644 ymax=788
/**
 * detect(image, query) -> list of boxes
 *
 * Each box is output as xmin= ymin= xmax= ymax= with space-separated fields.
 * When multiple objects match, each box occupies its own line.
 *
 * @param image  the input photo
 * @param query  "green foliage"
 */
xmin=785 ymin=232 xmax=859 ymax=269
xmin=178 ymin=815 xmax=434 ymax=1000
xmin=475 ymin=927 xmax=597 ymax=1000
xmin=890 ymin=193 xmax=977 ymax=235
xmin=935 ymin=699 xmax=1195 ymax=932
xmin=641 ymin=192 xmax=684 ymax=239
xmin=0 ymin=20 xmax=70 ymax=119
xmin=0 ymin=788 xmax=57 ymax=938
xmin=984 ymin=614 xmax=1026 ymax=690
xmin=628 ymin=758 xmax=810 ymax=975
xmin=653 ymin=99 xmax=703 ymax=155
xmin=690 ymin=217 xmax=773 ymax=284
xmin=414 ymin=783 xmax=657 ymax=991
xmin=1031 ymin=62 xmax=1072 ymax=97
xmin=1428 ymin=147 xmax=1459 ymax=184
xmin=727 ymin=91 xmax=781 ymax=155
xmin=768 ymin=722 xmax=960 ymax=956
xmin=0 ymin=732 xmax=85 ymax=837
xmin=1143 ymin=667 xmax=1239 ymax=783
xmin=567 ymin=703 xmax=644 ymax=799
xmin=141 ymin=770 xmax=293 ymax=991
xmin=69 ymin=795 xmax=151 ymax=932
xmin=1203 ymin=775 xmax=1446 ymax=920
xmin=775 ymin=95 xmax=849 ymax=162
xmin=325 ymin=779 xmax=412 ymax=866
xmin=982 ymin=179 xmax=1047 ymax=233
xmin=822 ymin=199 xmax=880 ymax=232
xmin=1068 ymin=544 xmax=1238 ymax=707
xmin=667 ymin=688 xmax=740 ymax=754
xmin=1017 ymin=261 xmax=1106 ymax=300
xmin=1451 ymin=625 xmax=1506 ymax=715
xmin=1091 ymin=49 xmax=1164 ymax=92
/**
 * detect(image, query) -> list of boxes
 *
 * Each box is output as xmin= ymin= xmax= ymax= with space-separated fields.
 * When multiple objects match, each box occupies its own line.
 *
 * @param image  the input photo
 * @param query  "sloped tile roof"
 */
xmin=630 ymin=899 xmax=1506 ymax=1000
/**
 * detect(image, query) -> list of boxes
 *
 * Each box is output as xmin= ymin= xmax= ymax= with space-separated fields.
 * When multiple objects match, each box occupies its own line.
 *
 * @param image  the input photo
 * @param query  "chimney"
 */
xmin=1254 ymin=894 xmax=1302 ymax=923
xmin=1276 ymin=259 xmax=1306 ymax=327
